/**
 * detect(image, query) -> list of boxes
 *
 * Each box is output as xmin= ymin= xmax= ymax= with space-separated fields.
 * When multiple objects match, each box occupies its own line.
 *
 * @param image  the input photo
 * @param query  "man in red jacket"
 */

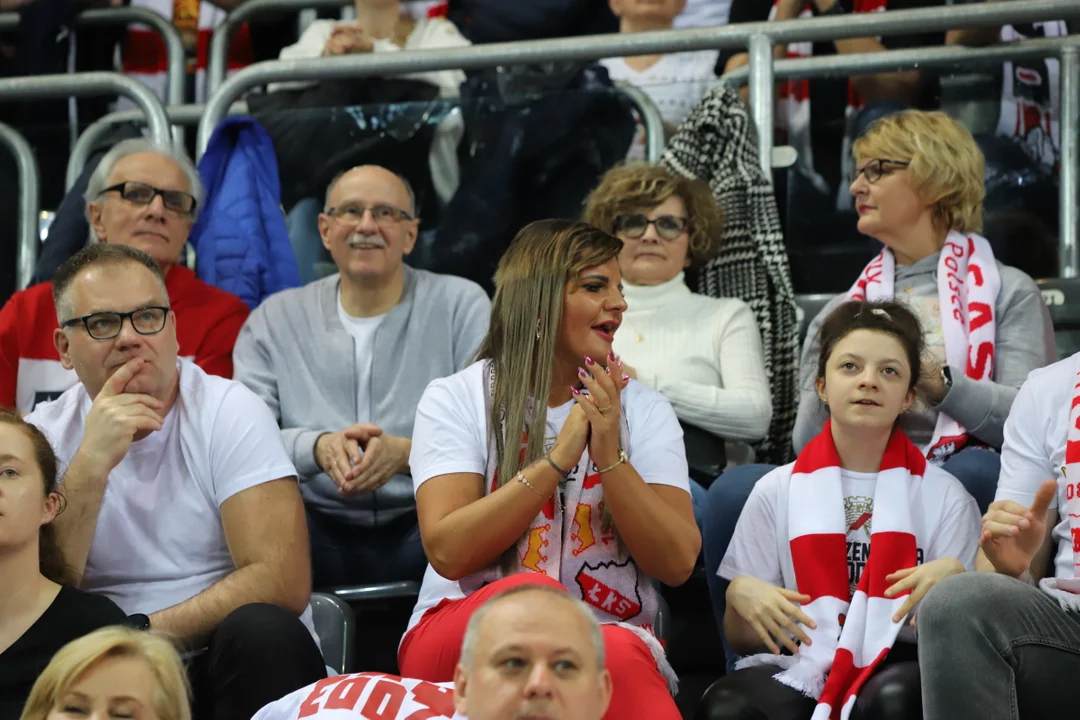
xmin=0 ymin=139 xmax=249 ymax=413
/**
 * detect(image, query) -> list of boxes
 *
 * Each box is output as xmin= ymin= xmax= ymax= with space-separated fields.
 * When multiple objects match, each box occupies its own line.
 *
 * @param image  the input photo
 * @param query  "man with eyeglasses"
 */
xmin=26 ymin=243 xmax=327 ymax=718
xmin=0 ymin=139 xmax=249 ymax=414
xmin=234 ymin=165 xmax=490 ymax=587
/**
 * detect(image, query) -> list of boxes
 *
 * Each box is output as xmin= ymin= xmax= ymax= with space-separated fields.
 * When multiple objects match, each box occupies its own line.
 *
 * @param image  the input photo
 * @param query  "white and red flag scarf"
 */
xmin=848 ymin=231 xmax=1001 ymax=463
xmin=739 ymin=421 xmax=923 ymax=719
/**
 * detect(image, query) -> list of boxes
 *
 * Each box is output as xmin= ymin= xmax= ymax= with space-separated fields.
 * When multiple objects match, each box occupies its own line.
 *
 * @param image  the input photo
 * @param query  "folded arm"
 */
xmin=149 ymin=478 xmax=312 ymax=647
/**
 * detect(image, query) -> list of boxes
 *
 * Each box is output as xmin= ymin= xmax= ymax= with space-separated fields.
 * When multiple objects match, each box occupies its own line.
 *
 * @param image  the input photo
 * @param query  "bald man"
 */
xmin=233 ymin=165 xmax=490 ymax=587
xmin=252 ymin=585 xmax=612 ymax=720
xmin=454 ymin=585 xmax=613 ymax=720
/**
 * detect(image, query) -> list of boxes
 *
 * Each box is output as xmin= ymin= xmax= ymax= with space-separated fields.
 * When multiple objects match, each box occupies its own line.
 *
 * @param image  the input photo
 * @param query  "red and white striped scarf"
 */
xmin=741 ymin=421 xmax=923 ymax=719
xmin=770 ymin=0 xmax=886 ymax=201
xmin=848 ymin=231 xmax=1000 ymax=463
xmin=1041 ymin=360 xmax=1080 ymax=606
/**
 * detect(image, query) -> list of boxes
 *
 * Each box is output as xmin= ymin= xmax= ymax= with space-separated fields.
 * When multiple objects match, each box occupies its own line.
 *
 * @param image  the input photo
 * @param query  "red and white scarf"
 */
xmin=771 ymin=0 xmax=886 ymax=203
xmin=1041 ymin=360 xmax=1080 ymax=606
xmin=739 ymin=421 xmax=924 ymax=719
xmin=848 ymin=231 xmax=1001 ymax=463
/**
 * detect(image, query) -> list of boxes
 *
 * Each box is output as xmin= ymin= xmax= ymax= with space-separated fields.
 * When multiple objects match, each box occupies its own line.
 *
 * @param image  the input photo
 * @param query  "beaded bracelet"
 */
xmin=515 ymin=472 xmax=543 ymax=497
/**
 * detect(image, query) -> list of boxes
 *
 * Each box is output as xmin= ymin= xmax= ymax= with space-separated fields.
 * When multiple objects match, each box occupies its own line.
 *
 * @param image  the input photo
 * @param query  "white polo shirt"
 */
xmin=27 ymin=360 xmax=316 ymax=636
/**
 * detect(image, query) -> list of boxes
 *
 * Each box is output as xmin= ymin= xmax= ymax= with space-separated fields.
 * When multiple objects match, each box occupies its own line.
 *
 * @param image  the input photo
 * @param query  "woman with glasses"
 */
xmin=584 ymin=164 xmax=771 ymax=448
xmin=701 ymin=109 xmax=1055 ymax=670
xmin=0 ymin=411 xmax=128 ymax=719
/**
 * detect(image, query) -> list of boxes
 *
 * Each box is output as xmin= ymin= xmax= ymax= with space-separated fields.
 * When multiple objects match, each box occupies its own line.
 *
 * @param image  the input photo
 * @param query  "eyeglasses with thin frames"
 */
xmin=851 ymin=158 xmax=910 ymax=185
xmin=613 ymin=214 xmax=689 ymax=241
xmin=62 ymin=306 xmax=170 ymax=340
xmin=99 ymin=181 xmax=198 ymax=215
xmin=325 ymin=204 xmax=414 ymax=226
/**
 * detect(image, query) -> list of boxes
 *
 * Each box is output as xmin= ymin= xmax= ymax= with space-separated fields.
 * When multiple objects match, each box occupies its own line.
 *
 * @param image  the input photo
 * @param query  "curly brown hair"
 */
xmin=583 ymin=163 xmax=724 ymax=267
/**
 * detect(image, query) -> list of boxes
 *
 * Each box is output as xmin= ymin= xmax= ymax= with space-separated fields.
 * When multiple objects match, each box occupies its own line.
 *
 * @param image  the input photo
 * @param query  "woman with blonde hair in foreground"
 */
xmin=397 ymin=219 xmax=701 ymax=719
xmin=20 ymin=626 xmax=189 ymax=720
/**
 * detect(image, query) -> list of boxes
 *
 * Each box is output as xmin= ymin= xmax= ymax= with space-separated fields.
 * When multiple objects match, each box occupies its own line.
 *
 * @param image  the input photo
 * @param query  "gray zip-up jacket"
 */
xmin=233 ymin=267 xmax=490 ymax=526
xmin=794 ymin=254 xmax=1055 ymax=453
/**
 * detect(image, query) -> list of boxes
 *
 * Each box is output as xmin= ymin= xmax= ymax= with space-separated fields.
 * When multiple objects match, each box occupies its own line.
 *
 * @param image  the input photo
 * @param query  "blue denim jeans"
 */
xmin=306 ymin=509 xmax=428 ymax=588
xmin=701 ymin=447 xmax=1000 ymax=671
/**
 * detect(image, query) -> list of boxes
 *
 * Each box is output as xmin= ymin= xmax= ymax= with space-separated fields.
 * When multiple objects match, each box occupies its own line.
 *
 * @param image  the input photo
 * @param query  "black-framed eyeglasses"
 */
xmin=613 ymin=214 xmax=689 ymax=241
xmin=100 ymin=181 xmax=198 ymax=215
xmin=61 ymin=306 xmax=170 ymax=340
xmin=325 ymin=204 xmax=414 ymax=226
xmin=851 ymin=158 xmax=910 ymax=185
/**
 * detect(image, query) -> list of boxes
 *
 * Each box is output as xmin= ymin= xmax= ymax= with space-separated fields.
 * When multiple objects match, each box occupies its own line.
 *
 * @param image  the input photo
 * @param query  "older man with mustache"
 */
xmin=233 ymin=165 xmax=490 ymax=588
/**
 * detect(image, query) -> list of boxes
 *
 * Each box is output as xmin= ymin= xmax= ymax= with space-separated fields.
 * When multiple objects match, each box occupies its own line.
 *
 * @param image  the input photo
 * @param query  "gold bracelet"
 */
xmin=596 ymin=449 xmax=628 ymax=474
xmin=515 ymin=472 xmax=543 ymax=497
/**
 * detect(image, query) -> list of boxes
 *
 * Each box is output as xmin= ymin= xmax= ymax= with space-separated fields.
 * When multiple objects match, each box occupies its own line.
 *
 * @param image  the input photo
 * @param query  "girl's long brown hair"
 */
xmin=0 ymin=409 xmax=72 ymax=586
xmin=475 ymin=219 xmax=622 ymax=572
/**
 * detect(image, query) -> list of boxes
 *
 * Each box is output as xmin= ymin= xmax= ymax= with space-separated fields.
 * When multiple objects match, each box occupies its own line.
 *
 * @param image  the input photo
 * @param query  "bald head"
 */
xmin=323 ymin=165 xmax=415 ymax=217
xmin=454 ymin=585 xmax=612 ymax=720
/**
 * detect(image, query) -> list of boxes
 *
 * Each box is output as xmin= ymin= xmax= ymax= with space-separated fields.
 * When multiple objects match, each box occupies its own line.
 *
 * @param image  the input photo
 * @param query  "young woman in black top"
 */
xmin=0 ymin=410 xmax=127 ymax=720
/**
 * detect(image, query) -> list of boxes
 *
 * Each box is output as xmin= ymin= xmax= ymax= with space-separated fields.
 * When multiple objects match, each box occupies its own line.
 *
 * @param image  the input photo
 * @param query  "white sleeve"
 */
xmin=208 ymin=383 xmax=299 ymax=506
xmin=926 ymin=478 xmax=981 ymax=571
xmin=626 ymin=387 xmax=691 ymax=493
xmin=995 ymin=371 xmax=1058 ymax=509
xmin=409 ymin=376 xmax=487 ymax=491
xmin=718 ymin=471 xmax=784 ymax=586
xmin=277 ymin=21 xmax=334 ymax=60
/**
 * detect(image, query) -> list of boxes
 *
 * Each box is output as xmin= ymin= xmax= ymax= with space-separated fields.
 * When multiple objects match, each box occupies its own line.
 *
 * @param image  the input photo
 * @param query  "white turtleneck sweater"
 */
xmin=613 ymin=273 xmax=772 ymax=441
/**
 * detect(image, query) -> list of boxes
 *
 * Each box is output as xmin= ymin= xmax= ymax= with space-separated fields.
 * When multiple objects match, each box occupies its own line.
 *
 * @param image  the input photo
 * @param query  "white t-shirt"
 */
xmin=673 ymin=0 xmax=733 ymax=28
xmin=600 ymin=51 xmax=719 ymax=160
xmin=337 ymin=292 xmax=387 ymax=422
xmin=27 ymin=361 xmax=315 ymax=635
xmin=995 ymin=354 xmax=1080 ymax=580
xmin=405 ymin=360 xmax=691 ymax=633
xmin=719 ymin=463 xmax=980 ymax=595
xmin=253 ymin=674 xmax=461 ymax=720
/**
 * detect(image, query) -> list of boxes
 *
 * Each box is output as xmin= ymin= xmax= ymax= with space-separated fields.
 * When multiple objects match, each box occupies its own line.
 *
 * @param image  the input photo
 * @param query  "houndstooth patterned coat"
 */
xmin=662 ymin=84 xmax=798 ymax=465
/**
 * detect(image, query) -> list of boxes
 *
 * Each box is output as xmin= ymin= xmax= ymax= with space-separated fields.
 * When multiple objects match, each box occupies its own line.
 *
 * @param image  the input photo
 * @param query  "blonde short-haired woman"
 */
xmin=398 ymin=219 xmax=700 ymax=720
xmin=20 ymin=626 xmax=190 ymax=720
xmin=702 ymin=109 xmax=1055 ymax=671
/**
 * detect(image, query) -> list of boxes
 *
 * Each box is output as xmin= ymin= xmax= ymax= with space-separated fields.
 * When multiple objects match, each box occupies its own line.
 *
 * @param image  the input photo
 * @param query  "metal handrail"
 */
xmin=208 ymin=0 xmax=352 ymax=94
xmin=614 ymin=82 xmax=665 ymax=163
xmin=0 ymin=7 xmax=186 ymax=113
xmin=66 ymin=102 xmax=249 ymax=191
xmin=198 ymin=0 xmax=1079 ymax=157
xmin=721 ymin=34 xmax=1080 ymax=278
xmin=0 ymin=124 xmax=39 ymax=291
xmin=0 ymin=72 xmax=171 ymax=287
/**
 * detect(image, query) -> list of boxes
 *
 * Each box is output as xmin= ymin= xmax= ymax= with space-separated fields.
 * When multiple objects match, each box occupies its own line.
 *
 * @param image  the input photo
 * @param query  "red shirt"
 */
xmin=0 ymin=265 xmax=249 ymax=412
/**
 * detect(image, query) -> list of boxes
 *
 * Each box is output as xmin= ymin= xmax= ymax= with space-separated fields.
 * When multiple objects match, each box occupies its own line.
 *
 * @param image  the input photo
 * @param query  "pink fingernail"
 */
xmin=584 ymin=355 xmax=594 ymax=366
xmin=571 ymin=386 xmax=581 ymax=395
xmin=578 ymin=367 xmax=587 ymax=378
xmin=623 ymin=374 xmax=630 ymax=382
xmin=608 ymin=350 xmax=617 ymax=362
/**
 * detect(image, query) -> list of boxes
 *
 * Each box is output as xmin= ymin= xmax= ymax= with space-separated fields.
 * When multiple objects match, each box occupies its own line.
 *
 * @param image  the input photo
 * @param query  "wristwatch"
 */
xmin=126 ymin=613 xmax=151 ymax=631
xmin=818 ymin=1 xmax=846 ymax=16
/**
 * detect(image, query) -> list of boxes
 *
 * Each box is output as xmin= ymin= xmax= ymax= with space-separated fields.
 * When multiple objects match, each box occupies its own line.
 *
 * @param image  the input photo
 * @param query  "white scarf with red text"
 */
xmin=738 ymin=421 xmax=926 ymax=719
xmin=848 ymin=231 xmax=1000 ymax=463
xmin=1041 ymin=357 xmax=1080 ymax=607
